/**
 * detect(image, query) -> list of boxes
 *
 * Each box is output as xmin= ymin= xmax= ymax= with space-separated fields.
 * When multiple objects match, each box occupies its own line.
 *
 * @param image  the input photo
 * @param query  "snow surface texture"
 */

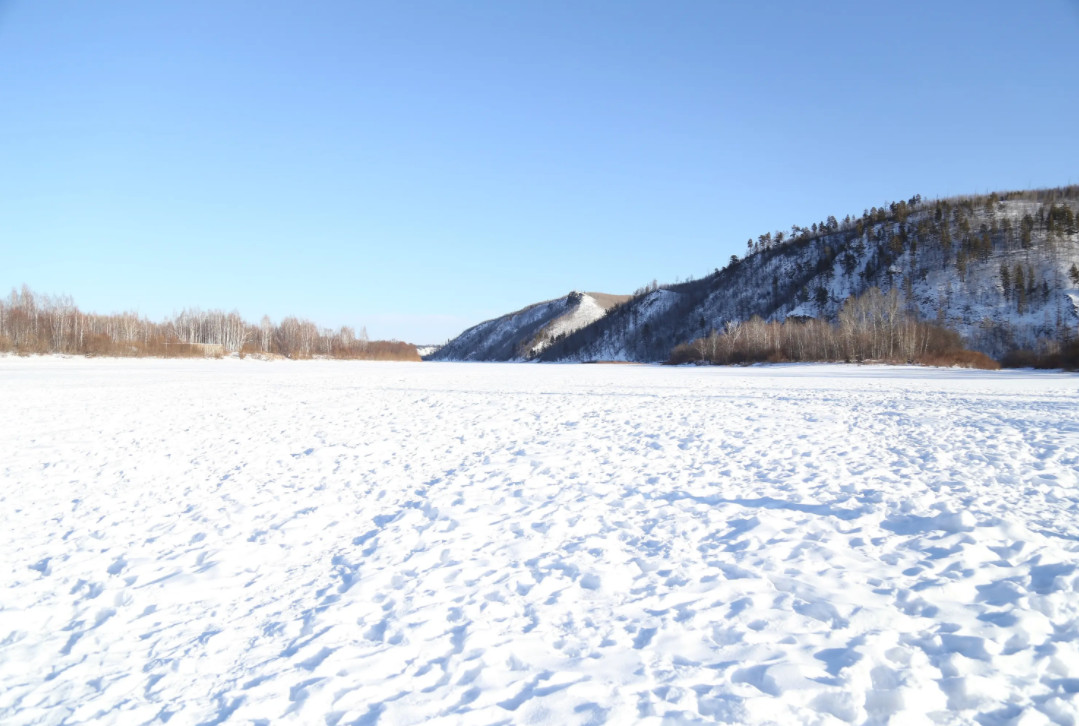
xmin=2 ymin=358 xmax=1079 ymax=725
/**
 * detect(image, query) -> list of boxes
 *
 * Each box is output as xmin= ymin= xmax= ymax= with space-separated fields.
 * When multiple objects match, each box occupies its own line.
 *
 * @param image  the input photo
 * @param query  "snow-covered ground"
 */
xmin=2 ymin=358 xmax=1078 ymax=725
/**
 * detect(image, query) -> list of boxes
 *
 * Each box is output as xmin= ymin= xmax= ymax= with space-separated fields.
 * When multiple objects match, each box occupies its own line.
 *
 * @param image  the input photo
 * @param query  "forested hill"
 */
xmin=428 ymin=291 xmax=629 ymax=361
xmin=525 ymin=187 xmax=1077 ymax=362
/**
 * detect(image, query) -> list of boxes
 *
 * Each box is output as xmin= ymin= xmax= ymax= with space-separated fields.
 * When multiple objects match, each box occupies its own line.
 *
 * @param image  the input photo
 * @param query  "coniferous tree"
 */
xmin=1020 ymin=215 xmax=1034 ymax=249
xmin=1015 ymin=263 xmax=1027 ymax=314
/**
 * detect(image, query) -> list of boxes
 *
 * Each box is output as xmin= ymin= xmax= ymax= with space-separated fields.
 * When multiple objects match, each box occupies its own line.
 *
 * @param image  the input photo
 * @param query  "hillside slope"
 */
xmin=536 ymin=189 xmax=1079 ymax=361
xmin=427 ymin=291 xmax=630 ymax=361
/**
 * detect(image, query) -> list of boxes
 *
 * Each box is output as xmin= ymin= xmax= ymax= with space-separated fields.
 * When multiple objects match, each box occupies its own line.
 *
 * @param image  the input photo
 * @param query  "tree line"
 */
xmin=738 ymin=186 xmax=1078 ymax=260
xmin=0 ymin=286 xmax=420 ymax=361
xmin=669 ymin=287 xmax=1005 ymax=368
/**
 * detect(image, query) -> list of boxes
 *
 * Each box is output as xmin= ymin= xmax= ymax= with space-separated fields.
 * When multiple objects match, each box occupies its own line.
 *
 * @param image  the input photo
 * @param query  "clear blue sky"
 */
xmin=2 ymin=1 xmax=1078 ymax=343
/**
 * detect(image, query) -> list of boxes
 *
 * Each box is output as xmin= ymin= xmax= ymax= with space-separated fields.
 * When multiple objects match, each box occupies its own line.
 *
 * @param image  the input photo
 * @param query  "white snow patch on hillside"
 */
xmin=785 ymin=302 xmax=817 ymax=319
xmin=528 ymin=294 xmax=608 ymax=356
xmin=2 ymin=358 xmax=1079 ymax=724
xmin=434 ymin=298 xmax=569 ymax=361
xmin=572 ymin=289 xmax=682 ymax=361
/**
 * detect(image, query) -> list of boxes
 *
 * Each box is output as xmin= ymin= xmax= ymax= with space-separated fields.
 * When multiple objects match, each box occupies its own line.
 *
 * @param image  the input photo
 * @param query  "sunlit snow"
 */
xmin=2 ymin=357 xmax=1078 ymax=724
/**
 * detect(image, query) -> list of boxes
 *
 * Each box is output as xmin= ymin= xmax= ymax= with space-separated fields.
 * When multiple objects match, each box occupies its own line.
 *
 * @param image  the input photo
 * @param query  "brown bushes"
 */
xmin=81 ymin=334 xmax=207 ymax=358
xmin=0 ymin=285 xmax=421 ymax=361
xmin=916 ymin=350 xmax=1001 ymax=370
xmin=333 ymin=340 xmax=422 ymax=362
xmin=670 ymin=288 xmax=1005 ymax=369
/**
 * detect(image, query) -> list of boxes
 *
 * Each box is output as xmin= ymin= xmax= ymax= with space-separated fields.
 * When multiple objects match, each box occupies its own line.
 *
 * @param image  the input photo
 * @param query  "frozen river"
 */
xmin=2 ymin=358 xmax=1078 ymax=724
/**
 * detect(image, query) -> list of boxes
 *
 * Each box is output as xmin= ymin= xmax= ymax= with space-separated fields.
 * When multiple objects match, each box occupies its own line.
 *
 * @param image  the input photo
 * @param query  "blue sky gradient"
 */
xmin=2 ymin=1 xmax=1078 ymax=342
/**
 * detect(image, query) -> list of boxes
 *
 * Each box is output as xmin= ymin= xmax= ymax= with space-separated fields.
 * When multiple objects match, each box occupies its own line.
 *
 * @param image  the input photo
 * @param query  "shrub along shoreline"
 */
xmin=668 ymin=287 xmax=1076 ymax=370
xmin=0 ymin=286 xmax=421 ymax=361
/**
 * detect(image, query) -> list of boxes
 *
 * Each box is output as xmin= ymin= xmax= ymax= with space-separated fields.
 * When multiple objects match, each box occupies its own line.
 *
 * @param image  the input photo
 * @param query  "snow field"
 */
xmin=1 ymin=358 xmax=1078 ymax=725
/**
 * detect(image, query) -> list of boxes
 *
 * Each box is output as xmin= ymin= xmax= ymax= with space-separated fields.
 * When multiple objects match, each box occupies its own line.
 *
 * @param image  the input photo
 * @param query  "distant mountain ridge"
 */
xmin=427 ymin=291 xmax=631 ymax=361
xmin=436 ymin=187 xmax=1079 ymax=362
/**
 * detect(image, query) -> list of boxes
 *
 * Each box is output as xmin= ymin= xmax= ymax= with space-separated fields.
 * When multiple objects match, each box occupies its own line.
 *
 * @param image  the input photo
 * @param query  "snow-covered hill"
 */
xmin=534 ymin=190 xmax=1079 ymax=361
xmin=427 ymin=291 xmax=630 ymax=361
